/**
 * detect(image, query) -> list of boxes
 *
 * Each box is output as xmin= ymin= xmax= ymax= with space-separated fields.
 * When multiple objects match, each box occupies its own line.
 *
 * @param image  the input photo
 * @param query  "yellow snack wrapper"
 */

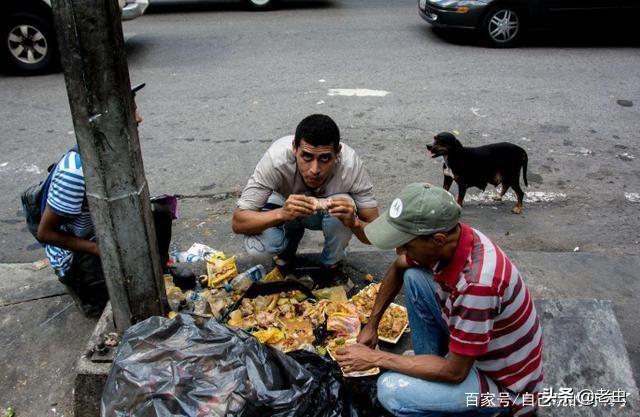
xmin=263 ymin=267 xmax=284 ymax=282
xmin=207 ymin=256 xmax=238 ymax=288
xmin=252 ymin=327 xmax=285 ymax=344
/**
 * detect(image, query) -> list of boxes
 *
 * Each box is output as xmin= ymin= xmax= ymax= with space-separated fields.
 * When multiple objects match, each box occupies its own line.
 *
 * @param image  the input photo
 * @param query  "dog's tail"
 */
xmin=521 ymin=148 xmax=528 ymax=187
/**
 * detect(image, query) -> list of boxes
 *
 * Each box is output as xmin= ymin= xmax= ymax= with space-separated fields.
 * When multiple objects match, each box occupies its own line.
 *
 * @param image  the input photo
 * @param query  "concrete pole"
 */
xmin=51 ymin=0 xmax=167 ymax=331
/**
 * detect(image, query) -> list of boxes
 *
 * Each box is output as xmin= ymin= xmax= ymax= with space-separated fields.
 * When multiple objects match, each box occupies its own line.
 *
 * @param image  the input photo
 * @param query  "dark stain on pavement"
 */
xmin=539 ymin=124 xmax=570 ymax=134
xmin=0 ymin=218 xmax=22 ymax=225
xmin=617 ymin=99 xmax=633 ymax=107
xmin=200 ymin=182 xmax=216 ymax=191
xmin=528 ymin=173 xmax=543 ymax=184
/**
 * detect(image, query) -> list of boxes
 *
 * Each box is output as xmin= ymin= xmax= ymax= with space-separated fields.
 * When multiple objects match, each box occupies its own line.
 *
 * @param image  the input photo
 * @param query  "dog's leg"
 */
xmin=493 ymin=183 xmax=510 ymax=201
xmin=457 ymin=182 xmax=467 ymax=207
xmin=511 ymin=180 xmax=524 ymax=214
xmin=443 ymin=175 xmax=454 ymax=191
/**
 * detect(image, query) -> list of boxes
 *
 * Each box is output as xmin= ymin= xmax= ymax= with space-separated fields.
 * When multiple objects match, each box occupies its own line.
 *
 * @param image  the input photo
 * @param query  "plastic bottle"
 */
xmin=171 ymin=251 xmax=203 ymax=263
xmin=228 ymin=265 xmax=266 ymax=292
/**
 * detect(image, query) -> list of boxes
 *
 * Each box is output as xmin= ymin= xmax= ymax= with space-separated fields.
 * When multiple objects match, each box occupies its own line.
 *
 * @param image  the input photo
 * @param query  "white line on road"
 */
xmin=327 ymin=89 xmax=390 ymax=97
xmin=466 ymin=190 xmax=567 ymax=203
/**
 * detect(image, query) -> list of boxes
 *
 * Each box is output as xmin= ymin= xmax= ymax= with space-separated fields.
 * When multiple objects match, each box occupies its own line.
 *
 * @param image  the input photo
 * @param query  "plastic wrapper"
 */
xmin=207 ymin=256 xmax=238 ymax=287
xmin=313 ymin=286 xmax=348 ymax=303
xmin=101 ymin=314 xmax=315 ymax=417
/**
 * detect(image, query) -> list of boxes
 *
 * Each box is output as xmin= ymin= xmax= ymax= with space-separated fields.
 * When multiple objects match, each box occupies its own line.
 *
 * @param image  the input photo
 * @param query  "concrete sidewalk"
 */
xmin=2 ymin=250 xmax=640 ymax=416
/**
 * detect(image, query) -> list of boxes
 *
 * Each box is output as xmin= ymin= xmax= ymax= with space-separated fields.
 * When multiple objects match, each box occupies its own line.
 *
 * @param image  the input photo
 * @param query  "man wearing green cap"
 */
xmin=335 ymin=183 xmax=542 ymax=417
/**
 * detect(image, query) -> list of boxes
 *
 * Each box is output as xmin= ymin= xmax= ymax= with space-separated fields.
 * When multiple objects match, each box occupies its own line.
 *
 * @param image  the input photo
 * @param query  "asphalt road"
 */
xmin=1 ymin=0 xmax=639 ymax=261
xmin=1 ymin=1 xmax=640 ymax=413
xmin=0 ymin=1 xmax=640 ymax=252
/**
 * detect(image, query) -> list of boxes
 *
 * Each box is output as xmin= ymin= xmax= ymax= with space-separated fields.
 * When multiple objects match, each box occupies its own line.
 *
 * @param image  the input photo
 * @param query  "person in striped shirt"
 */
xmin=37 ymin=87 xmax=174 ymax=317
xmin=335 ymin=183 xmax=543 ymax=417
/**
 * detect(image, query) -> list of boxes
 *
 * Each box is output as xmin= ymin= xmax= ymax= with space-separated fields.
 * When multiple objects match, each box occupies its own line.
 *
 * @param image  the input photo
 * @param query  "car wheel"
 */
xmin=480 ymin=5 xmax=524 ymax=47
xmin=245 ymin=0 xmax=276 ymax=11
xmin=2 ymin=12 xmax=58 ymax=74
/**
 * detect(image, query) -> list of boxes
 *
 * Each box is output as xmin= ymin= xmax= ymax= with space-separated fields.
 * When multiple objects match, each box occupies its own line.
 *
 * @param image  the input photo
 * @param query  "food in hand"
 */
xmin=311 ymin=197 xmax=331 ymax=212
xmin=352 ymin=283 xmax=409 ymax=342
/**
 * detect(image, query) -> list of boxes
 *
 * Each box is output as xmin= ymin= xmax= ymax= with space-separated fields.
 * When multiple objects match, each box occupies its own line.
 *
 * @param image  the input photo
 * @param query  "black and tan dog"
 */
xmin=427 ymin=132 xmax=529 ymax=214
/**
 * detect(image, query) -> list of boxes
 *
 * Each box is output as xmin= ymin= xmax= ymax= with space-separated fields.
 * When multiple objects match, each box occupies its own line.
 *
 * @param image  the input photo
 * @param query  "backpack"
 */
xmin=21 ymin=147 xmax=77 ymax=241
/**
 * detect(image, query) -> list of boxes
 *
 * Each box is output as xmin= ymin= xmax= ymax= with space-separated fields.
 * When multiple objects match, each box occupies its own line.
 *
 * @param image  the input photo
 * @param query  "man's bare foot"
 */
xmin=511 ymin=205 xmax=523 ymax=214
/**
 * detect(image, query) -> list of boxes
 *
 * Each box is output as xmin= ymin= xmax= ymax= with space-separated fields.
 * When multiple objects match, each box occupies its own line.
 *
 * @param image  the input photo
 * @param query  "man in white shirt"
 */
xmin=232 ymin=114 xmax=379 ymax=271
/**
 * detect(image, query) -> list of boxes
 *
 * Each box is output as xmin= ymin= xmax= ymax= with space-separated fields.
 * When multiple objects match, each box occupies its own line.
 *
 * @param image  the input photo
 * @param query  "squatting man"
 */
xmin=335 ymin=183 xmax=543 ymax=417
xmin=232 ymin=114 xmax=379 ymax=277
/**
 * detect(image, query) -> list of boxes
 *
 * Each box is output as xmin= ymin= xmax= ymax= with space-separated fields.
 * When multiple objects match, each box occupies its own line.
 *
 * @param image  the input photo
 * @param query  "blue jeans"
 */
xmin=243 ymin=193 xmax=353 ymax=266
xmin=377 ymin=268 xmax=509 ymax=417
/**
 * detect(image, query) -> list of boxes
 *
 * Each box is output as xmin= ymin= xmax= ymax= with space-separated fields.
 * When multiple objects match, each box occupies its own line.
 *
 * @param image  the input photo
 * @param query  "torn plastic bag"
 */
xmin=101 ymin=314 xmax=315 ymax=417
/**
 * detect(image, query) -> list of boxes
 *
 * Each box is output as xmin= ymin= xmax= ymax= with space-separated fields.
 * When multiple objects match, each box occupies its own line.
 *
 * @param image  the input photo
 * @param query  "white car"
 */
xmin=1 ymin=0 xmax=149 ymax=75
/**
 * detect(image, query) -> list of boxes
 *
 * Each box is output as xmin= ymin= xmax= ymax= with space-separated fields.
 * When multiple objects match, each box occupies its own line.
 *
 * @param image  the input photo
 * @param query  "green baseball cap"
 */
xmin=365 ymin=183 xmax=461 ymax=250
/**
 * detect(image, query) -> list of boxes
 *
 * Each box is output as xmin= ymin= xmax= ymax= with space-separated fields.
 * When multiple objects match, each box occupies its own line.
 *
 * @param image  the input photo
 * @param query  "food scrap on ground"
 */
xmin=166 ymin=247 xmax=410 ymax=373
xmin=225 ymin=280 xmax=409 ymax=362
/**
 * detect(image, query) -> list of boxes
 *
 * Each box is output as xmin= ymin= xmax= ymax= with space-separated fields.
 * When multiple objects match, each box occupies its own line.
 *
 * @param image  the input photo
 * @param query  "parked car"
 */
xmin=418 ymin=0 xmax=640 ymax=47
xmin=1 ymin=0 xmax=149 ymax=75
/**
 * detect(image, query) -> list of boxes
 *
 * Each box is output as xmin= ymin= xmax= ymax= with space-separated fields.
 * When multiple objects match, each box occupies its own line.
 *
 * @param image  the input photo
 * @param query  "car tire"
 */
xmin=244 ymin=0 xmax=276 ymax=11
xmin=2 ymin=12 xmax=58 ymax=75
xmin=479 ymin=5 xmax=524 ymax=47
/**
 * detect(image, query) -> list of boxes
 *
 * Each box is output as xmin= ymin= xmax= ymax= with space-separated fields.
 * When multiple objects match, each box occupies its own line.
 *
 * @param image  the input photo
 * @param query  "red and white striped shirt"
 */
xmin=431 ymin=223 xmax=543 ymax=416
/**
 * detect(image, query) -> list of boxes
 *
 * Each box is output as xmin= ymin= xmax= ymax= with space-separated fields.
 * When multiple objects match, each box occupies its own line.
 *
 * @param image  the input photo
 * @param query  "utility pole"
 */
xmin=51 ymin=0 xmax=166 ymax=331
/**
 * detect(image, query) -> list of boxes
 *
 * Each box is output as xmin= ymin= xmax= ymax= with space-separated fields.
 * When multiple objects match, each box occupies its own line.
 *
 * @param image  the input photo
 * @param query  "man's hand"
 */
xmin=328 ymin=197 xmax=357 ymax=228
xmin=280 ymin=195 xmax=316 ymax=222
xmin=334 ymin=343 xmax=380 ymax=372
xmin=357 ymin=322 xmax=379 ymax=348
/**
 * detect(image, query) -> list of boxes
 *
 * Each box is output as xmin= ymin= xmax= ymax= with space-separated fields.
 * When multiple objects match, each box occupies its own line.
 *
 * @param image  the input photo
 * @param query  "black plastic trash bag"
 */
xmin=287 ymin=350 xmax=392 ymax=417
xmin=286 ymin=350 xmax=344 ymax=417
xmin=101 ymin=314 xmax=315 ymax=417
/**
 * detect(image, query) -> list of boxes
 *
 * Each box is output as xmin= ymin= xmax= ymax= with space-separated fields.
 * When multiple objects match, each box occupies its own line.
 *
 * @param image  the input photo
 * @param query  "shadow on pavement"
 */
xmin=146 ymin=0 xmax=335 ymax=14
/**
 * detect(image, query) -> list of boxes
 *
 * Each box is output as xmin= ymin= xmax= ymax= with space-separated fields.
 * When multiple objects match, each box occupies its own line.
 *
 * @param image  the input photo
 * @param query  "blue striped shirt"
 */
xmin=45 ymin=151 xmax=94 ymax=276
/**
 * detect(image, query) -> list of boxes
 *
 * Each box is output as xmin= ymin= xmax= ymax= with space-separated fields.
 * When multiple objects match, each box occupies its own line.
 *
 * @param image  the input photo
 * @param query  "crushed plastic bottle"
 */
xmin=171 ymin=251 xmax=204 ymax=263
xmin=228 ymin=265 xmax=266 ymax=292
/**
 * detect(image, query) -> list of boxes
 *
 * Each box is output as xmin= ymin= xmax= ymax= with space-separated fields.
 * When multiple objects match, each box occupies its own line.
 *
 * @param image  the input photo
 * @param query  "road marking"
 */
xmin=466 ymin=190 xmax=567 ymax=203
xmin=625 ymin=193 xmax=640 ymax=203
xmin=327 ymin=88 xmax=390 ymax=97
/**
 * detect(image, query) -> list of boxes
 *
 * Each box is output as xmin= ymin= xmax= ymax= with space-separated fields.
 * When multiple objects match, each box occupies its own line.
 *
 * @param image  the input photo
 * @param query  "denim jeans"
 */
xmin=376 ymin=268 xmax=510 ymax=417
xmin=243 ymin=193 xmax=353 ymax=266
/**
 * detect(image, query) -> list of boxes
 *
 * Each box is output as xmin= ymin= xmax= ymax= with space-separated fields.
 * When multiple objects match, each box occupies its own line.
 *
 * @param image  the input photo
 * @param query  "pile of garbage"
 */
xmin=164 ymin=243 xmax=409 ymax=376
xmin=101 ymin=243 xmax=404 ymax=417
xmin=165 ymin=243 xmax=284 ymax=319
xmin=102 ymin=314 xmax=390 ymax=417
